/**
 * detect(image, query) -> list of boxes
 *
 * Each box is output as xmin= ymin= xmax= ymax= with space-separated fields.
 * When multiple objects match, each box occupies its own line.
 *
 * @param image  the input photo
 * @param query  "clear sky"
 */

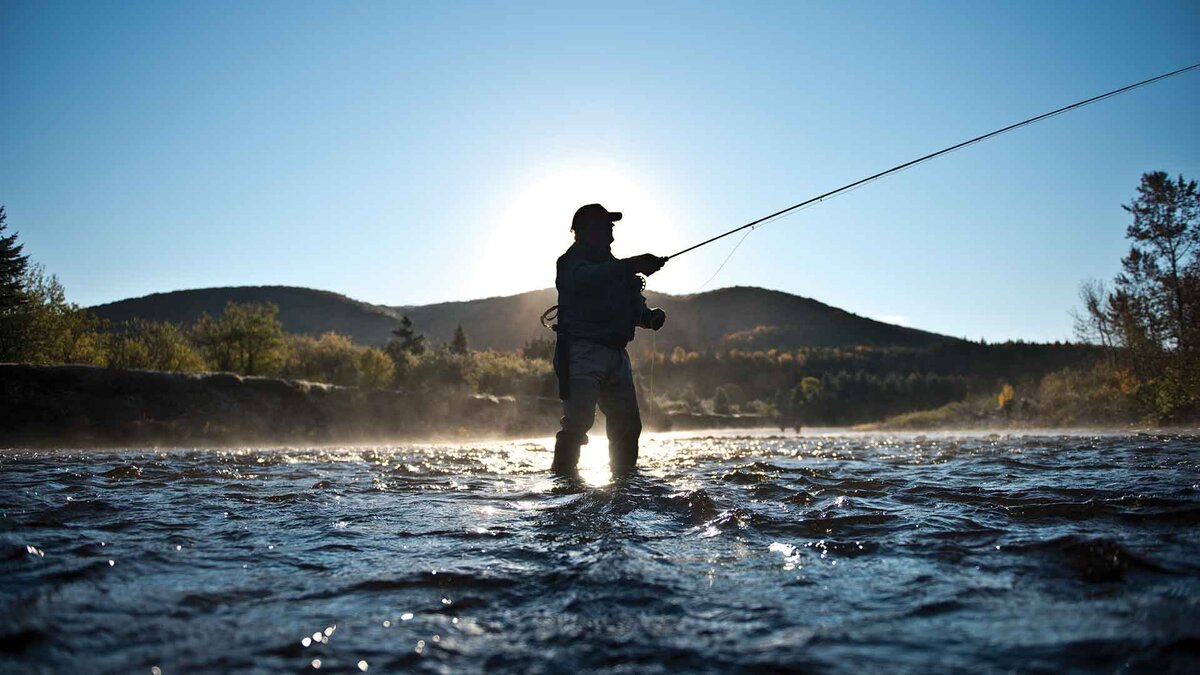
xmin=2 ymin=1 xmax=1197 ymax=342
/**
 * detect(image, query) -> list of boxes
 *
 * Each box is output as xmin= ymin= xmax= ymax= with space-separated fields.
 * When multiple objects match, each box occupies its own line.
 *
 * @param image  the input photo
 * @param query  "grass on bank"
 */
xmin=861 ymin=362 xmax=1142 ymax=430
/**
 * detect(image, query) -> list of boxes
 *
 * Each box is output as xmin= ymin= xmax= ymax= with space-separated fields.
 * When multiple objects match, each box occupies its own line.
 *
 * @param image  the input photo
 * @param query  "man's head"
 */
xmin=571 ymin=203 xmax=622 ymax=248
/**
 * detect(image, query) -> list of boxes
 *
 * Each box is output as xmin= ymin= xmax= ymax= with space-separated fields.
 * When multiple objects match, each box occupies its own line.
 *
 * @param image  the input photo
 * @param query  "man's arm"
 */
xmin=638 ymin=297 xmax=667 ymax=330
xmin=559 ymin=255 xmax=629 ymax=293
xmin=560 ymin=253 xmax=664 ymax=290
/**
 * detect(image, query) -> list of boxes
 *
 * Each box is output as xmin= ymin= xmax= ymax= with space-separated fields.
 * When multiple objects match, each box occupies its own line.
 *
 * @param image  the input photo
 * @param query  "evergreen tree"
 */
xmin=384 ymin=315 xmax=427 ymax=386
xmin=713 ymin=386 xmax=732 ymax=415
xmin=0 ymin=206 xmax=30 ymax=312
xmin=450 ymin=324 xmax=468 ymax=354
xmin=388 ymin=315 xmax=426 ymax=356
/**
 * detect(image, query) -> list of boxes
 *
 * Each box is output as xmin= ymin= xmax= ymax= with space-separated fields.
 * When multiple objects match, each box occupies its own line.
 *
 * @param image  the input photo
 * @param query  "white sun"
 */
xmin=469 ymin=164 xmax=693 ymax=298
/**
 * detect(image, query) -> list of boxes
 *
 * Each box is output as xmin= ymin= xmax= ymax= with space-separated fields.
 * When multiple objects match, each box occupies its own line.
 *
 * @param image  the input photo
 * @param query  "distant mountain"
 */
xmin=398 ymin=286 xmax=961 ymax=352
xmin=90 ymin=286 xmax=402 ymax=346
xmin=399 ymin=289 xmax=560 ymax=352
xmin=91 ymin=285 xmax=965 ymax=352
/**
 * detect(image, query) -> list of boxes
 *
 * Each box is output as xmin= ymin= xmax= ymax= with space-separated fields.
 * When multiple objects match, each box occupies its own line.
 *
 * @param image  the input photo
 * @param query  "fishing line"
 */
xmin=681 ymin=176 xmax=878 ymax=295
xmin=680 ymin=176 xmax=879 ymax=296
xmin=650 ymin=328 xmax=656 ymax=404
xmin=666 ymin=62 xmax=1200 ymax=262
xmin=690 ymin=226 xmax=755 ymax=295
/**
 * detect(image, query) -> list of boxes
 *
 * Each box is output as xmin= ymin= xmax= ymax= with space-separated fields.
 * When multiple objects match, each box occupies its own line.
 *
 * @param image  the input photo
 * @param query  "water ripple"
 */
xmin=0 ymin=432 xmax=1197 ymax=672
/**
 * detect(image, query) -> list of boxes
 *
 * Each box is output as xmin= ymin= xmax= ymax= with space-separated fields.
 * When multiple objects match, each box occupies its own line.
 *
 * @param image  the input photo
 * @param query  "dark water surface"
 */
xmin=2 ymin=432 xmax=1198 ymax=673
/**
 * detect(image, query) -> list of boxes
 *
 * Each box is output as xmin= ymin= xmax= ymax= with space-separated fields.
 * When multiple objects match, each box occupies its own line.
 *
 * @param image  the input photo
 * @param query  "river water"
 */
xmin=1 ymin=431 xmax=1197 ymax=673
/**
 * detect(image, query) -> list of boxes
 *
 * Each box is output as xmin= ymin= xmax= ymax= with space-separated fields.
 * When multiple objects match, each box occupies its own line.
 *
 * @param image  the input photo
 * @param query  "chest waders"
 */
xmin=540 ymin=305 xmax=571 ymax=399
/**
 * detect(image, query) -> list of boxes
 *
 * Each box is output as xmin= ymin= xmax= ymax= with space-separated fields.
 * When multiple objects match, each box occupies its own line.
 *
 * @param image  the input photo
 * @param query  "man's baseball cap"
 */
xmin=571 ymin=203 xmax=622 ymax=231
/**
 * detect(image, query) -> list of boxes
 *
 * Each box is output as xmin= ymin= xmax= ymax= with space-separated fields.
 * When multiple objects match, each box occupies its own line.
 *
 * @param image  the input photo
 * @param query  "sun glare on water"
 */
xmin=470 ymin=165 xmax=694 ymax=298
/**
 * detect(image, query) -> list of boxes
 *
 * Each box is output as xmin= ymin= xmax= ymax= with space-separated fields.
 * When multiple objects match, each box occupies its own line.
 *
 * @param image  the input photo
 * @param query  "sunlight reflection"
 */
xmin=577 ymin=443 xmax=612 ymax=487
xmin=476 ymin=430 xmax=688 ymax=487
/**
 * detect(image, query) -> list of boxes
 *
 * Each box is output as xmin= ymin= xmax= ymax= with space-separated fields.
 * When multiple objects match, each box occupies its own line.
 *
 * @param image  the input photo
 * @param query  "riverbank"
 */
xmin=14 ymin=364 xmax=1166 ymax=449
xmin=0 ymin=364 xmax=563 ymax=448
xmin=855 ymin=394 xmax=1169 ymax=433
xmin=0 ymin=364 xmax=789 ymax=448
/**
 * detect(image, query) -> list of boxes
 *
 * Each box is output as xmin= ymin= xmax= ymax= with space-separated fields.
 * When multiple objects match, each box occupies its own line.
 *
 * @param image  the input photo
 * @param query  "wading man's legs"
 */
xmin=597 ymin=350 xmax=641 ymax=475
xmin=553 ymin=339 xmax=608 ymax=474
xmin=552 ymin=341 xmax=641 ymax=475
xmin=553 ymin=377 xmax=598 ymax=474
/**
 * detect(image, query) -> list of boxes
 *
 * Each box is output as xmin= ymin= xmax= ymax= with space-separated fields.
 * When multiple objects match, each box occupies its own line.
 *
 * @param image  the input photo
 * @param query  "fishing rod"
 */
xmin=667 ymin=62 xmax=1200 ymax=260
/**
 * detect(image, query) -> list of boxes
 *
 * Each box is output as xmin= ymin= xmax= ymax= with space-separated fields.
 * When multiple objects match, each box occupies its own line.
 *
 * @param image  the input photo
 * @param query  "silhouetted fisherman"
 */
xmin=552 ymin=204 xmax=667 ymax=475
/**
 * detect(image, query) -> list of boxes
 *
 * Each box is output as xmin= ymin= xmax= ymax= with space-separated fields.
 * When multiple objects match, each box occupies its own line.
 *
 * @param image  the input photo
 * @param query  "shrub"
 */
xmin=108 ymin=319 xmax=205 ymax=372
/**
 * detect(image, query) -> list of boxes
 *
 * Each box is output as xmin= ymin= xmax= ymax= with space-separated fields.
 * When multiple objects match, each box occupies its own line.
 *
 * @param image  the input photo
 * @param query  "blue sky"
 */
xmin=2 ymin=1 xmax=1197 ymax=342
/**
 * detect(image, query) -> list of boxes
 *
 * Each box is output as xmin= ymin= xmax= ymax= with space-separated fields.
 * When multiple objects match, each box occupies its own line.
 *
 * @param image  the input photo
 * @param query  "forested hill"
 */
xmin=90 ymin=286 xmax=402 ymax=346
xmin=400 ymin=286 xmax=962 ymax=352
xmin=648 ymin=287 xmax=961 ymax=352
xmin=92 ymin=285 xmax=965 ymax=352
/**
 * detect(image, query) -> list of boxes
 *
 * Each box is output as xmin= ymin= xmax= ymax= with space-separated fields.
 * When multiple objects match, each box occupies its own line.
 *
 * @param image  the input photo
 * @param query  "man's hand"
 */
xmin=625 ymin=254 xmax=667 ymax=276
xmin=648 ymin=307 xmax=667 ymax=331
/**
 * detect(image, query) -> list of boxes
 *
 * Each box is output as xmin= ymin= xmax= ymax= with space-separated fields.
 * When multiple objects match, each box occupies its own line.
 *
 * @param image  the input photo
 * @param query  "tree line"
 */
xmin=0 ymin=207 xmax=552 ymax=396
xmin=635 ymin=344 xmax=1074 ymax=425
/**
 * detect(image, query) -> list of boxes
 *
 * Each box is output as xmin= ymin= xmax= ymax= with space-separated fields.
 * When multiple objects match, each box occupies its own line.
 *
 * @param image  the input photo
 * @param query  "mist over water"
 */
xmin=2 ymin=432 xmax=1197 ymax=673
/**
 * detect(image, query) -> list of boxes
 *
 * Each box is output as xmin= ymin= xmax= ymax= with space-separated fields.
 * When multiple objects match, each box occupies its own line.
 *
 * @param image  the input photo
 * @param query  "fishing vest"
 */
xmin=554 ymin=242 xmax=649 ymax=350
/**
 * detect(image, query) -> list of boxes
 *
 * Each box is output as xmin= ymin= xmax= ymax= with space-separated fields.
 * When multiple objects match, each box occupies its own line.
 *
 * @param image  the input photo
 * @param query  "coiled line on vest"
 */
xmin=539 ymin=273 xmax=647 ymax=332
